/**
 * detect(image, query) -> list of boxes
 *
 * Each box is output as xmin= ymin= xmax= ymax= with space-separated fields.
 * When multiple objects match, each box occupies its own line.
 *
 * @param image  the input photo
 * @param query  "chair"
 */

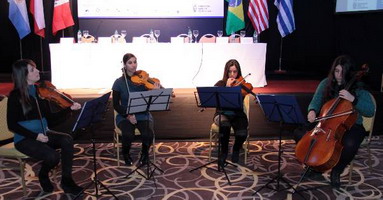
xmin=110 ymin=35 xmax=126 ymax=43
xmin=80 ymin=35 xmax=96 ymax=43
xmin=348 ymin=92 xmax=376 ymax=184
xmin=0 ymin=96 xmax=30 ymax=195
xmin=176 ymin=34 xmax=190 ymax=43
xmin=208 ymin=94 xmax=251 ymax=164
xmin=113 ymin=111 xmax=156 ymax=167
xmin=229 ymin=34 xmax=241 ymax=43
xmin=0 ymin=97 xmax=59 ymax=195
xmin=199 ymin=34 xmax=216 ymax=43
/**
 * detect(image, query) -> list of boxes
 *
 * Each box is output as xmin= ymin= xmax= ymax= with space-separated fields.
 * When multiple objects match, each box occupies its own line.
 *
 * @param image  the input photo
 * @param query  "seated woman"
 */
xmin=213 ymin=59 xmax=249 ymax=167
xmin=294 ymin=55 xmax=375 ymax=188
xmin=7 ymin=59 xmax=83 ymax=194
xmin=112 ymin=53 xmax=161 ymax=166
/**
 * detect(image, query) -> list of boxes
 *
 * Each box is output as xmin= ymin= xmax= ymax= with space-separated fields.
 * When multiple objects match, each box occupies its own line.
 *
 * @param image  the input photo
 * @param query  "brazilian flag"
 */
xmin=226 ymin=0 xmax=245 ymax=35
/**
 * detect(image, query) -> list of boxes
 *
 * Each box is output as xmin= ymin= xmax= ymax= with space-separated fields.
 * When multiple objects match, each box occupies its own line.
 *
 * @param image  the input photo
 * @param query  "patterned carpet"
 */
xmin=1 ymin=138 xmax=382 ymax=200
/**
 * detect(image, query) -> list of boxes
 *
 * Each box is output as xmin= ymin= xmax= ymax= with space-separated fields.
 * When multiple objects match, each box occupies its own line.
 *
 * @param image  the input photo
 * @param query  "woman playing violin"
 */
xmin=294 ymin=55 xmax=375 ymax=188
xmin=112 ymin=53 xmax=160 ymax=166
xmin=7 ymin=59 xmax=83 ymax=194
xmin=214 ymin=59 xmax=249 ymax=167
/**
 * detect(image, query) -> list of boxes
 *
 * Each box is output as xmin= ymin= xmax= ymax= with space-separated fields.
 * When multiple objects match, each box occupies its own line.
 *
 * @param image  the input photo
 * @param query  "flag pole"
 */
xmin=19 ymin=40 xmax=23 ymax=59
xmin=274 ymin=37 xmax=286 ymax=73
xmin=40 ymin=37 xmax=44 ymax=72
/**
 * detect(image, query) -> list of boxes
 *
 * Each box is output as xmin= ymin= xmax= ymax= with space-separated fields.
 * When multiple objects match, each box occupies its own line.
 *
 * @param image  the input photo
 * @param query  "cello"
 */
xmin=295 ymin=65 xmax=368 ymax=172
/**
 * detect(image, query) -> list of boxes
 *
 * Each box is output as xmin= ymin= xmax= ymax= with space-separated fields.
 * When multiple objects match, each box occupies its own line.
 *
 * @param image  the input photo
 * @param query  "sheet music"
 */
xmin=127 ymin=88 xmax=173 ymax=114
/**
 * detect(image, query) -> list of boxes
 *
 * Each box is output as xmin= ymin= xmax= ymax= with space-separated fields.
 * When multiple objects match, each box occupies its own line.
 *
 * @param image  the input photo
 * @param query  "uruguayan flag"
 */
xmin=274 ymin=0 xmax=295 ymax=37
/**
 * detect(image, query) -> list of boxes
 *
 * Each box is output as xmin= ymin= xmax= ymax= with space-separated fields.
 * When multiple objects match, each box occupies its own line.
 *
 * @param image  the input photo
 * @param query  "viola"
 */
xmin=131 ymin=70 xmax=162 ymax=90
xmin=231 ymin=73 xmax=256 ymax=97
xmin=130 ymin=70 xmax=176 ymax=97
xmin=36 ymin=81 xmax=75 ymax=109
xmin=295 ymin=65 xmax=369 ymax=172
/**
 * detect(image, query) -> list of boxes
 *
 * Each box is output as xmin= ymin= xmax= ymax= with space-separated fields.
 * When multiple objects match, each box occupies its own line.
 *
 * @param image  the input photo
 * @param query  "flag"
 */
xmin=248 ymin=0 xmax=269 ymax=34
xmin=226 ymin=0 xmax=245 ymax=35
xmin=8 ymin=0 xmax=30 ymax=39
xmin=52 ymin=0 xmax=74 ymax=36
xmin=274 ymin=0 xmax=295 ymax=37
xmin=30 ymin=0 xmax=45 ymax=38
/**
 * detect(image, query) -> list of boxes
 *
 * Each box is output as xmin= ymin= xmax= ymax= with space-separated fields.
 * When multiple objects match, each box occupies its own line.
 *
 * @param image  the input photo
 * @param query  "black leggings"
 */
xmin=117 ymin=119 xmax=154 ymax=155
xmin=216 ymin=112 xmax=248 ymax=154
xmin=15 ymin=130 xmax=75 ymax=179
xmin=294 ymin=123 xmax=366 ymax=173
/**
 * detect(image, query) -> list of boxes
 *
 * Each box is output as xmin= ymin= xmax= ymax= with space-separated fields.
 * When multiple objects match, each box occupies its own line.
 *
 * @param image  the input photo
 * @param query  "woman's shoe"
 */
xmin=123 ymin=154 xmax=133 ymax=166
xmin=231 ymin=150 xmax=240 ymax=163
xmin=61 ymin=178 xmax=84 ymax=195
xmin=330 ymin=169 xmax=341 ymax=188
xmin=38 ymin=171 xmax=53 ymax=193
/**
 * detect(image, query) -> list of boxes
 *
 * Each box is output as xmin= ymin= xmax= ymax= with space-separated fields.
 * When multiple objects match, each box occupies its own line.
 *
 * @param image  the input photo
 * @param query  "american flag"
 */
xmin=248 ymin=0 xmax=269 ymax=34
xmin=274 ymin=0 xmax=295 ymax=37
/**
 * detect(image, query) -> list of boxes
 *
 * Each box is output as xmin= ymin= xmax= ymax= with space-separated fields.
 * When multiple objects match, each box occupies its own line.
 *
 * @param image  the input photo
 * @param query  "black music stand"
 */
xmin=190 ymin=86 xmax=242 ymax=185
xmin=72 ymin=92 xmax=119 ymax=200
xmin=124 ymin=88 xmax=172 ymax=181
xmin=253 ymin=94 xmax=305 ymax=196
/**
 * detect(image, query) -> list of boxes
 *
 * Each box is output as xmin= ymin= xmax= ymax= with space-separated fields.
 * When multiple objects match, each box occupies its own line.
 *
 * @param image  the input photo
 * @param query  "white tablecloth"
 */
xmin=49 ymin=43 xmax=267 ymax=89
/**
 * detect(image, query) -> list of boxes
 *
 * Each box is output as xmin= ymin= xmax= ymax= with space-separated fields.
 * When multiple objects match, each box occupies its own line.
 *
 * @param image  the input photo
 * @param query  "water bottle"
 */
xmin=77 ymin=30 xmax=82 ymax=43
xmin=230 ymin=31 xmax=235 ymax=43
xmin=253 ymin=31 xmax=258 ymax=43
xmin=149 ymin=29 xmax=155 ymax=43
xmin=187 ymin=27 xmax=192 ymax=43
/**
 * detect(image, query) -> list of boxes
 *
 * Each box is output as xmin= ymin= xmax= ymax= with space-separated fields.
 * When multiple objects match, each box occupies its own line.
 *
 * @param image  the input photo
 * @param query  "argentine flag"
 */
xmin=8 ymin=0 xmax=31 ymax=39
xmin=226 ymin=0 xmax=245 ymax=35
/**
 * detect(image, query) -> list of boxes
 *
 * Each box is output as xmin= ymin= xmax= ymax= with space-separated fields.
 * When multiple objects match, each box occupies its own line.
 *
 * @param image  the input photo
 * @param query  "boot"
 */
xmin=123 ymin=154 xmax=133 ymax=166
xmin=61 ymin=177 xmax=83 ymax=195
xmin=38 ymin=169 xmax=53 ymax=193
xmin=330 ymin=169 xmax=341 ymax=188
xmin=231 ymin=150 xmax=240 ymax=163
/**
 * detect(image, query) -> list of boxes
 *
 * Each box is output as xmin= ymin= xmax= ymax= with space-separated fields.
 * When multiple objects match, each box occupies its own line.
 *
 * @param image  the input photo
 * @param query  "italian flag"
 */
xmin=52 ymin=0 xmax=74 ymax=36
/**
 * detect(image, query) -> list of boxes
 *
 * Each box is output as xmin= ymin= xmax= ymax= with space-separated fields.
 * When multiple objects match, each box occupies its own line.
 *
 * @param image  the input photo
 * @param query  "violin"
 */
xmin=130 ymin=70 xmax=176 ymax=97
xmin=295 ymin=65 xmax=369 ymax=172
xmin=131 ymin=70 xmax=162 ymax=90
xmin=230 ymin=73 xmax=256 ymax=97
xmin=36 ymin=81 xmax=75 ymax=109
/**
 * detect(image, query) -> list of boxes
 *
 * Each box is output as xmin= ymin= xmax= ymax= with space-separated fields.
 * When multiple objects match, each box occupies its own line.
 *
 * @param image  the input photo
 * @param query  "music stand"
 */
xmin=189 ymin=86 xmax=242 ymax=185
xmin=72 ymin=92 xmax=119 ymax=200
xmin=124 ymin=88 xmax=172 ymax=181
xmin=253 ymin=94 xmax=305 ymax=196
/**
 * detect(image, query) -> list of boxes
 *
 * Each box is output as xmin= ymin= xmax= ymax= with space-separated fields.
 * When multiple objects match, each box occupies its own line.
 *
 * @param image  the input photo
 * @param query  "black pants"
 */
xmin=15 ymin=130 xmax=75 ymax=180
xmin=216 ymin=112 xmax=248 ymax=155
xmin=117 ymin=119 xmax=154 ymax=156
xmin=294 ymin=123 xmax=366 ymax=173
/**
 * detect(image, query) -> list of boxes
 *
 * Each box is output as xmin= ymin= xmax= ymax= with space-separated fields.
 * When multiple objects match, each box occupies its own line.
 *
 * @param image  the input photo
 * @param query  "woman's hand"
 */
xmin=226 ymin=78 xmax=236 ymax=87
xmin=70 ymin=102 xmax=82 ymax=110
xmin=339 ymin=89 xmax=355 ymax=102
xmin=307 ymin=110 xmax=316 ymax=123
xmin=153 ymin=82 xmax=161 ymax=90
xmin=36 ymin=133 xmax=49 ymax=143
xmin=127 ymin=114 xmax=137 ymax=124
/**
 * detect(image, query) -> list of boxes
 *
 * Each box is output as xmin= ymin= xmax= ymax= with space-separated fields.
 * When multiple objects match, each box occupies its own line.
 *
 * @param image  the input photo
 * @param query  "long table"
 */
xmin=49 ymin=43 xmax=267 ymax=89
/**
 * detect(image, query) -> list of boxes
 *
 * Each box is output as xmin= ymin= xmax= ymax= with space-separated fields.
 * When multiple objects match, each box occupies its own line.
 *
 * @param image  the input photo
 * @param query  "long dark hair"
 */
xmin=12 ymin=59 xmax=36 ymax=114
xmin=324 ymin=55 xmax=357 ymax=101
xmin=222 ymin=59 xmax=242 ymax=83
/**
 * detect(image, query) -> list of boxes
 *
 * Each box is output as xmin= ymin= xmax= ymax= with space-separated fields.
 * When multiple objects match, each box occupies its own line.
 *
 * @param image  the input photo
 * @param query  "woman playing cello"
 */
xmin=294 ymin=55 xmax=375 ymax=188
xmin=112 ymin=53 xmax=161 ymax=166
